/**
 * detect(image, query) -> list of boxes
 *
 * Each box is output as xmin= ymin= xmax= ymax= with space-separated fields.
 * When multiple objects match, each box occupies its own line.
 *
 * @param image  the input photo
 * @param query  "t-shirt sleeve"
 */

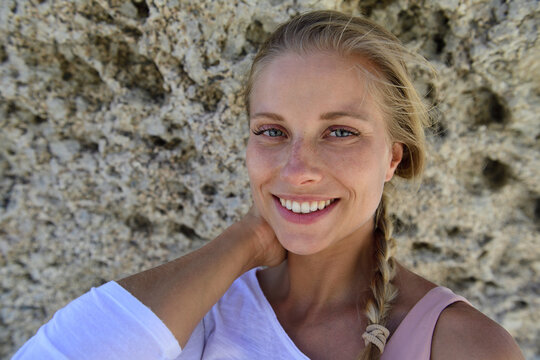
xmin=12 ymin=281 xmax=182 ymax=360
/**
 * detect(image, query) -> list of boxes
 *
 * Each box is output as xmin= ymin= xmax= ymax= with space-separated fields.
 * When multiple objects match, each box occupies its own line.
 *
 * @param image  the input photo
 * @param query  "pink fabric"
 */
xmin=382 ymin=286 xmax=470 ymax=360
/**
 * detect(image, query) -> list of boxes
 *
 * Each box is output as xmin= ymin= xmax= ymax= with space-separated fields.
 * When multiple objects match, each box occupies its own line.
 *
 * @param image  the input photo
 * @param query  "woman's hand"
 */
xmin=238 ymin=206 xmax=287 ymax=269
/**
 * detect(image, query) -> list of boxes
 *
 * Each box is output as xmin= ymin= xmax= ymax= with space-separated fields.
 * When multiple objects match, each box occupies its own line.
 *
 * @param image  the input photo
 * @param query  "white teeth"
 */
xmin=278 ymin=197 xmax=335 ymax=214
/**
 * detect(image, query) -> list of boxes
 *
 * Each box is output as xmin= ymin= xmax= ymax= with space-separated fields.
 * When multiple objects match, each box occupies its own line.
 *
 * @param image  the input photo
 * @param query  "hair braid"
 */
xmin=360 ymin=193 xmax=398 ymax=360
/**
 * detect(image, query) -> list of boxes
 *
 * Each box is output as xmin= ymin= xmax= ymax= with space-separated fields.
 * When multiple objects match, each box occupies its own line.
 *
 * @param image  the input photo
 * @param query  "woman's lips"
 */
xmin=273 ymin=195 xmax=339 ymax=224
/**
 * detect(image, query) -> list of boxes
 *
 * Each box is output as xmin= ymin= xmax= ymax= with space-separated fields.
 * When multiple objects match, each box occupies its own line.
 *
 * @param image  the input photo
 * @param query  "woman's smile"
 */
xmin=275 ymin=196 xmax=337 ymax=214
xmin=246 ymin=51 xmax=403 ymax=255
xmin=272 ymin=195 xmax=340 ymax=224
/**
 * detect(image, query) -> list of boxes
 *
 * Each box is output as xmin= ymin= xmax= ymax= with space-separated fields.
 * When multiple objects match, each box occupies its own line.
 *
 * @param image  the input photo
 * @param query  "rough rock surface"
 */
xmin=0 ymin=0 xmax=538 ymax=358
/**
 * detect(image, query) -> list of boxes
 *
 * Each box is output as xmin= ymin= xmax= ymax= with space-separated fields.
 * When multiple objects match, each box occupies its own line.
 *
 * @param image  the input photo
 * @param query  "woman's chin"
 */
xmin=275 ymin=232 xmax=332 ymax=256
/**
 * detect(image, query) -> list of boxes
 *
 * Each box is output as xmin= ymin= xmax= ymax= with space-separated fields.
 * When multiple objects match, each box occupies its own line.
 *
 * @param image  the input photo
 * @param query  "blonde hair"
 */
xmin=244 ymin=10 xmax=430 ymax=360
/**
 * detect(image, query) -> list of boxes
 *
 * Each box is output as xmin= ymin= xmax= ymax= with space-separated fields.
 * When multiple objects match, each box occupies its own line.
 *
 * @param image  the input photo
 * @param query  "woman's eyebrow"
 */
xmin=250 ymin=112 xmax=284 ymax=122
xmin=320 ymin=111 xmax=370 ymax=122
xmin=250 ymin=111 xmax=370 ymax=122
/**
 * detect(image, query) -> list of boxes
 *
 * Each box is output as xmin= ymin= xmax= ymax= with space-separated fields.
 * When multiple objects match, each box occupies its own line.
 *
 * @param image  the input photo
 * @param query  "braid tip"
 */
xmin=362 ymin=324 xmax=390 ymax=354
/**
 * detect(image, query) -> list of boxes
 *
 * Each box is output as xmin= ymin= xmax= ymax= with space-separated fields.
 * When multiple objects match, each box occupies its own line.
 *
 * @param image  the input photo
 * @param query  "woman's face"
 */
xmin=246 ymin=52 xmax=402 ymax=256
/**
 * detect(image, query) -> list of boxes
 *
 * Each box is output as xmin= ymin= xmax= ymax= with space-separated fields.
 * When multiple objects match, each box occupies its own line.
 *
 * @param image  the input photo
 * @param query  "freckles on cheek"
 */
xmin=329 ymin=151 xmax=365 ymax=172
xmin=246 ymin=145 xmax=272 ymax=182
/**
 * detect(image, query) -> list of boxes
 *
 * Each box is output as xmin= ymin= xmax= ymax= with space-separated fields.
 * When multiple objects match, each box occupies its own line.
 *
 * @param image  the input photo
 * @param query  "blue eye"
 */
xmin=329 ymin=128 xmax=358 ymax=137
xmin=252 ymin=128 xmax=285 ymax=137
xmin=266 ymin=129 xmax=284 ymax=137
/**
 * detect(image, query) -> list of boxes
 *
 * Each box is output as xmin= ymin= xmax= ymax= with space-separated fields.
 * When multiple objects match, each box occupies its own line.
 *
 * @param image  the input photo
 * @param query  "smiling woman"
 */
xmin=246 ymin=53 xmax=401 ymax=259
xmin=12 ymin=10 xmax=524 ymax=360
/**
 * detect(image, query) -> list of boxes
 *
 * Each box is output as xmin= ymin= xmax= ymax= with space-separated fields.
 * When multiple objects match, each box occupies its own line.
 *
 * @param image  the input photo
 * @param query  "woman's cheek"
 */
xmin=247 ymin=142 xmax=281 ymax=175
xmin=246 ymin=143 xmax=275 ymax=206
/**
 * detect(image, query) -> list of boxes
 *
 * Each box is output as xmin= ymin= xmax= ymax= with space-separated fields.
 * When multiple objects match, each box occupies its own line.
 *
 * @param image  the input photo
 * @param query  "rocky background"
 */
xmin=0 ymin=0 xmax=538 ymax=358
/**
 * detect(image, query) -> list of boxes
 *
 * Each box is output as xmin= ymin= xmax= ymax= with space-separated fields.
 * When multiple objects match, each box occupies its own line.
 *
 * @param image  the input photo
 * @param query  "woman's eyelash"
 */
xmin=329 ymin=128 xmax=360 ymax=137
xmin=252 ymin=128 xmax=285 ymax=137
xmin=251 ymin=127 xmax=359 ymax=138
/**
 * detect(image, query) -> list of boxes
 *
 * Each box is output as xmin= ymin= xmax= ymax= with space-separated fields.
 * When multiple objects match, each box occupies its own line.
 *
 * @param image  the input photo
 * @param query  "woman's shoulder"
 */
xmin=431 ymin=301 xmax=524 ymax=360
xmin=393 ymin=264 xmax=524 ymax=359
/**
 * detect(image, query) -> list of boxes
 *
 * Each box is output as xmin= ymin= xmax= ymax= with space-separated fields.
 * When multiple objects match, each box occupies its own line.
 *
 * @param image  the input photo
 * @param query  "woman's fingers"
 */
xmin=240 ymin=206 xmax=287 ymax=268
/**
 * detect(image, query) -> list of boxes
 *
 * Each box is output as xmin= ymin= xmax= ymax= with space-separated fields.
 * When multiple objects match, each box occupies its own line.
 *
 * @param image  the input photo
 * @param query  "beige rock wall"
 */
xmin=0 ymin=0 xmax=538 ymax=358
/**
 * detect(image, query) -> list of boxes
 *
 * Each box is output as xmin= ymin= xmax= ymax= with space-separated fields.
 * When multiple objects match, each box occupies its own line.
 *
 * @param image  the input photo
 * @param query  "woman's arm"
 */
xmin=431 ymin=301 xmax=525 ymax=360
xmin=14 ymin=207 xmax=285 ymax=359
xmin=117 ymin=207 xmax=286 ymax=348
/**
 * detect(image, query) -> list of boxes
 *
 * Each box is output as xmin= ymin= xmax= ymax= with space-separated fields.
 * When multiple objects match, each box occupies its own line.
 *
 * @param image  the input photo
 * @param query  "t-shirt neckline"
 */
xmin=248 ymin=268 xmax=311 ymax=359
xmin=246 ymin=268 xmax=449 ymax=358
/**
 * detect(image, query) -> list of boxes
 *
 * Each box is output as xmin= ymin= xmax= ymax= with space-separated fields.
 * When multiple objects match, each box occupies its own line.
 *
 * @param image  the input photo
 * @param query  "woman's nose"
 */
xmin=280 ymin=139 xmax=323 ymax=186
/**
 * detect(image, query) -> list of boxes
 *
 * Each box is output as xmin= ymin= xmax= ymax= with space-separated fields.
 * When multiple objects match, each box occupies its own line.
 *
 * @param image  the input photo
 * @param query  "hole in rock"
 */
xmin=534 ymin=198 xmax=540 ymax=220
xmin=487 ymin=93 xmax=507 ymax=124
xmin=1 ymin=193 xmax=10 ymax=209
xmin=147 ymin=136 xmax=182 ymax=150
xmin=392 ymin=215 xmax=418 ymax=236
xmin=7 ymin=101 xmax=17 ymax=114
xmin=177 ymin=224 xmax=199 ymax=240
xmin=482 ymin=158 xmax=510 ymax=190
xmin=91 ymin=36 xmax=166 ymax=100
xmin=126 ymin=214 xmax=153 ymax=234
xmin=164 ymin=138 xmax=182 ymax=150
xmin=0 ymin=44 xmax=7 ymax=63
xmin=532 ymin=197 xmax=540 ymax=227
xmin=411 ymin=241 xmax=440 ymax=254
xmin=124 ymin=26 xmax=143 ymax=39
xmin=431 ymin=10 xmax=449 ymax=56
xmin=150 ymin=136 xmax=167 ymax=147
xmin=193 ymin=84 xmax=223 ymax=112
xmin=398 ymin=7 xmax=418 ymax=34
xmin=472 ymin=88 xmax=508 ymax=126
xmin=131 ymin=0 xmax=149 ymax=19
xmin=445 ymin=53 xmax=453 ymax=66
xmin=81 ymin=141 xmax=99 ymax=153
xmin=246 ymin=20 xmax=269 ymax=45
xmin=33 ymin=115 xmax=47 ymax=124
xmin=433 ymin=33 xmax=445 ymax=54
xmin=449 ymin=276 xmax=477 ymax=292
xmin=513 ymin=300 xmax=528 ymax=310
xmin=62 ymin=72 xmax=73 ymax=81
xmin=360 ymin=0 xmax=395 ymax=17
xmin=392 ymin=217 xmax=405 ymax=235
xmin=479 ymin=235 xmax=493 ymax=246
xmin=445 ymin=226 xmax=461 ymax=237
xmin=201 ymin=184 xmax=217 ymax=196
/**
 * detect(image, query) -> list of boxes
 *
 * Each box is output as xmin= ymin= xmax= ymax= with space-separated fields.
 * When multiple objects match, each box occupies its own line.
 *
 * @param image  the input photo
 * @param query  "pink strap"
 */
xmin=382 ymin=287 xmax=470 ymax=360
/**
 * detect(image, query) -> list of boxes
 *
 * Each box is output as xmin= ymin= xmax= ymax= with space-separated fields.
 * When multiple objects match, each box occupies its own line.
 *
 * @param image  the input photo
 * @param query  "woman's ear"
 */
xmin=385 ymin=142 xmax=403 ymax=182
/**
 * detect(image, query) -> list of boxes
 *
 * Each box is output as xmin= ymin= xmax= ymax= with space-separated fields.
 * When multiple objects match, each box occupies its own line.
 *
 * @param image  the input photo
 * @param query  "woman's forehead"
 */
xmin=249 ymin=52 xmax=383 ymax=119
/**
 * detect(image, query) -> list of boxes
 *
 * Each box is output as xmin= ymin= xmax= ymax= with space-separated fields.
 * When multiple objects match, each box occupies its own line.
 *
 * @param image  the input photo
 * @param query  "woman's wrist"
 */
xmin=215 ymin=220 xmax=266 ymax=274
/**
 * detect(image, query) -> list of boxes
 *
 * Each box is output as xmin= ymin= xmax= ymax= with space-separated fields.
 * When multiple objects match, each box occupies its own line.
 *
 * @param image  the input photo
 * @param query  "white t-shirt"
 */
xmin=13 ymin=267 xmax=467 ymax=359
xmin=13 ymin=268 xmax=310 ymax=359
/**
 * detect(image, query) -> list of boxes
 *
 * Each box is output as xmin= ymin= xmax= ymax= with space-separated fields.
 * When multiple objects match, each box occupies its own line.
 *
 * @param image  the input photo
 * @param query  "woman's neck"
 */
xmin=260 ymin=226 xmax=376 ymax=316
